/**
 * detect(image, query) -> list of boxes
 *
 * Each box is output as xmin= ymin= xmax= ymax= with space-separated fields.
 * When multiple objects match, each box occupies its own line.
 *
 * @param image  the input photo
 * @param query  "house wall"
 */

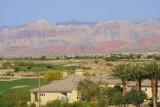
xmin=39 ymin=93 xmax=60 ymax=105
xmin=128 ymin=87 xmax=160 ymax=101
xmin=141 ymin=87 xmax=160 ymax=102
xmin=31 ymin=91 xmax=79 ymax=106
xmin=141 ymin=87 xmax=152 ymax=98
xmin=67 ymin=90 xmax=78 ymax=103
xmin=31 ymin=93 xmax=36 ymax=103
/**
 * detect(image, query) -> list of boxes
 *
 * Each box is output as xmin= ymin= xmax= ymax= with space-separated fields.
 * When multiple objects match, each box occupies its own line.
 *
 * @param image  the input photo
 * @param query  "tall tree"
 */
xmin=110 ymin=63 xmax=129 ymax=95
xmin=144 ymin=61 xmax=160 ymax=107
xmin=129 ymin=63 xmax=144 ymax=91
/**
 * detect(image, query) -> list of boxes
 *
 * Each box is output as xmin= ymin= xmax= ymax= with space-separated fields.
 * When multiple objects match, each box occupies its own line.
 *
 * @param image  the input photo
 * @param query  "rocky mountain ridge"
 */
xmin=0 ymin=18 xmax=160 ymax=57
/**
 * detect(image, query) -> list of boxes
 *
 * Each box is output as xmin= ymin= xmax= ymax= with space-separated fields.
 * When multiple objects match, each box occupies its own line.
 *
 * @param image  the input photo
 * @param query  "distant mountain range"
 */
xmin=0 ymin=18 xmax=160 ymax=57
xmin=56 ymin=20 xmax=97 ymax=26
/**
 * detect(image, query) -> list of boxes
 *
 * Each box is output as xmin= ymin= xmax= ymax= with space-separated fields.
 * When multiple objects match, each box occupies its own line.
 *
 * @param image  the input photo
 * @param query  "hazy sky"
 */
xmin=0 ymin=0 xmax=160 ymax=27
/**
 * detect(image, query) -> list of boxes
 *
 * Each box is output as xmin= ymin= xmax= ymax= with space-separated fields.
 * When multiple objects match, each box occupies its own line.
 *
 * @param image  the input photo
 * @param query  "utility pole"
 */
xmin=38 ymin=72 xmax=41 ymax=106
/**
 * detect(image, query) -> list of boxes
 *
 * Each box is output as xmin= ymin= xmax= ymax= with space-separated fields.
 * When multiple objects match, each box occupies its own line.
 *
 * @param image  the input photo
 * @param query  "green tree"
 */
xmin=129 ymin=53 xmax=134 ymax=60
xmin=136 ymin=54 xmax=142 ymax=60
xmin=111 ymin=92 xmax=124 ymax=106
xmin=40 ymin=55 xmax=47 ymax=60
xmin=77 ymin=79 xmax=123 ymax=106
xmin=144 ymin=61 xmax=160 ymax=107
xmin=0 ymin=93 xmax=27 ymax=107
xmin=124 ymin=88 xmax=147 ymax=107
xmin=129 ymin=63 xmax=145 ymax=91
xmin=44 ymin=70 xmax=63 ymax=81
xmin=110 ymin=64 xmax=129 ymax=95
xmin=105 ymin=55 xmax=119 ymax=61
xmin=77 ymin=79 xmax=99 ymax=101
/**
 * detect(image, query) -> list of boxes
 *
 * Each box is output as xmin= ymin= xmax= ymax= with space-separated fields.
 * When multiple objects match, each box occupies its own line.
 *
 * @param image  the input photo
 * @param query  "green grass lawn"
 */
xmin=18 ymin=63 xmax=82 ymax=72
xmin=18 ymin=63 xmax=62 ymax=72
xmin=62 ymin=65 xmax=81 ymax=71
xmin=0 ymin=78 xmax=48 ymax=100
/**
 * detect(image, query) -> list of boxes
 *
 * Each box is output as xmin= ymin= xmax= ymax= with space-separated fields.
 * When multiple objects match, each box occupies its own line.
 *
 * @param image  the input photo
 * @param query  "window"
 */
xmin=144 ymin=88 xmax=147 ymax=91
xmin=60 ymin=93 xmax=67 ymax=101
xmin=40 ymin=93 xmax=45 ymax=96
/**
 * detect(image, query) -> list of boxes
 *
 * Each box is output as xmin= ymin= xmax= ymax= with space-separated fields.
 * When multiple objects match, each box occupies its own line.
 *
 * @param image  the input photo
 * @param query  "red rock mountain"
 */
xmin=0 ymin=19 xmax=160 ymax=57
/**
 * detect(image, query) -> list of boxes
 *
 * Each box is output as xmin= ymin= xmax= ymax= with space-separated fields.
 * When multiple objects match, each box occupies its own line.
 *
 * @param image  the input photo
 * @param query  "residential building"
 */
xmin=31 ymin=75 xmax=160 ymax=106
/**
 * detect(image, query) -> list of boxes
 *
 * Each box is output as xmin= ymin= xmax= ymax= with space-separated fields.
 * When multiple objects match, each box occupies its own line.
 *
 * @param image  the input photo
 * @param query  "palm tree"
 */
xmin=144 ymin=61 xmax=160 ymax=107
xmin=110 ymin=63 xmax=130 ymax=95
xmin=129 ymin=63 xmax=144 ymax=91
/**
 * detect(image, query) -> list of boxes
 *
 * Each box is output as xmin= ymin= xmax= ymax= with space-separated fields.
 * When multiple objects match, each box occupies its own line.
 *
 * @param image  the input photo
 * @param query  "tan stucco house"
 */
xmin=31 ymin=75 xmax=160 ymax=106
xmin=30 ymin=74 xmax=123 ymax=106
xmin=30 ymin=76 xmax=85 ymax=106
xmin=127 ymin=79 xmax=160 ymax=102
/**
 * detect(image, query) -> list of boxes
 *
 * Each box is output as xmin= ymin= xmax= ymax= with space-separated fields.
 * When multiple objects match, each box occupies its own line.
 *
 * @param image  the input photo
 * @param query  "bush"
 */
xmin=1 ymin=62 xmax=12 ymax=69
xmin=0 ymin=94 xmax=27 ymax=107
xmin=14 ymin=61 xmax=34 ymax=67
xmin=94 ymin=60 xmax=98 ymax=64
xmin=29 ymin=103 xmax=36 ymax=107
xmin=89 ymin=100 xmax=104 ymax=107
xmin=83 ymin=72 xmax=92 ymax=76
xmin=46 ymin=100 xmax=61 ymax=107
xmin=105 ymin=63 xmax=113 ymax=66
xmin=111 ymin=92 xmax=124 ymax=105
xmin=40 ymin=56 xmax=47 ymax=60
xmin=124 ymin=88 xmax=147 ymax=106
xmin=45 ymin=100 xmax=73 ymax=107
xmin=47 ymin=65 xmax=52 ymax=68
xmin=5 ymin=71 xmax=13 ymax=76
xmin=44 ymin=70 xmax=63 ymax=81
xmin=17 ymin=100 xmax=27 ymax=107
xmin=5 ymin=92 xmax=27 ymax=101
xmin=72 ymin=101 xmax=90 ymax=107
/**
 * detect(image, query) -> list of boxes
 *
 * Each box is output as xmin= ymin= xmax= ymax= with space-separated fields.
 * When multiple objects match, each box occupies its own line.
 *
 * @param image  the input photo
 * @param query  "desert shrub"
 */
xmin=29 ymin=103 xmax=36 ymax=107
xmin=83 ymin=72 xmax=91 ymax=76
xmin=106 ymin=63 xmax=113 ymax=66
xmin=14 ymin=61 xmax=34 ymax=67
xmin=1 ymin=62 xmax=12 ymax=69
xmin=0 ymin=94 xmax=25 ymax=107
xmin=46 ymin=100 xmax=61 ymax=107
xmin=44 ymin=70 xmax=63 ymax=81
xmin=5 ymin=71 xmax=13 ymax=76
xmin=17 ymin=100 xmax=27 ymax=107
xmin=5 ymin=92 xmax=27 ymax=101
xmin=94 ymin=60 xmax=98 ymax=64
xmin=72 ymin=101 xmax=90 ymax=107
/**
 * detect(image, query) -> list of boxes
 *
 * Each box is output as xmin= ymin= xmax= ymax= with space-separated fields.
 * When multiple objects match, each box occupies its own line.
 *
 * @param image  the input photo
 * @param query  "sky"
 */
xmin=0 ymin=0 xmax=160 ymax=27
